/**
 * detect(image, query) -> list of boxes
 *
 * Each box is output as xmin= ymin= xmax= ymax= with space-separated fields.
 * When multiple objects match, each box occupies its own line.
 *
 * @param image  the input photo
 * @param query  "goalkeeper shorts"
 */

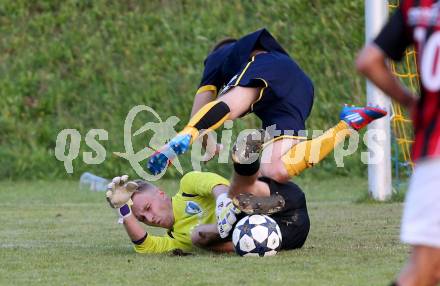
xmin=228 ymin=177 xmax=310 ymax=250
xmin=400 ymin=157 xmax=440 ymax=248
xmin=258 ymin=177 xmax=310 ymax=250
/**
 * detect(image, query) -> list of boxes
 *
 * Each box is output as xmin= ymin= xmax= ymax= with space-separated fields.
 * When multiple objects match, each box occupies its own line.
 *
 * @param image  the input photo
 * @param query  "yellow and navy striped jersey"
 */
xmin=133 ymin=171 xmax=229 ymax=254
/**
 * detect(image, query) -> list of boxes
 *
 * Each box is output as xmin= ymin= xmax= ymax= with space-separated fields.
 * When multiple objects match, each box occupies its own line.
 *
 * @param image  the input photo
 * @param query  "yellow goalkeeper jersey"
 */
xmin=133 ymin=171 xmax=229 ymax=254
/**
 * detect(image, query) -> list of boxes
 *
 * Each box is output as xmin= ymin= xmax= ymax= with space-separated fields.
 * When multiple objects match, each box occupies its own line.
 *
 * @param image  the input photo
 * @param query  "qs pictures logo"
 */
xmin=54 ymin=105 xmax=182 ymax=181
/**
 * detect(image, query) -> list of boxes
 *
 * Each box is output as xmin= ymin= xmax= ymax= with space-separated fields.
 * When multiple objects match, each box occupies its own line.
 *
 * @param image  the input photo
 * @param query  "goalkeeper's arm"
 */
xmin=123 ymin=214 xmax=188 ymax=253
xmin=123 ymin=215 xmax=147 ymax=243
xmin=105 ymin=175 xmax=147 ymax=243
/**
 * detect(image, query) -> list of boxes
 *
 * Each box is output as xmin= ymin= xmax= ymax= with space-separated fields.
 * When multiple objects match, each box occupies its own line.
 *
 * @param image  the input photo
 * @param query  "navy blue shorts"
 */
xmin=223 ymin=52 xmax=314 ymax=136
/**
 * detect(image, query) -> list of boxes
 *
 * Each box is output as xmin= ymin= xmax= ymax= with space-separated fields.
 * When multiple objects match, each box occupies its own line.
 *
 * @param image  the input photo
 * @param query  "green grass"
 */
xmin=0 ymin=0 xmax=369 ymax=179
xmin=0 ymin=176 xmax=408 ymax=285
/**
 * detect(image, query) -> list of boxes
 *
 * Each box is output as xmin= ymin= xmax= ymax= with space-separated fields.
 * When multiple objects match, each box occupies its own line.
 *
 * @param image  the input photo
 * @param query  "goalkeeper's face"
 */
xmin=131 ymin=189 xmax=174 ymax=229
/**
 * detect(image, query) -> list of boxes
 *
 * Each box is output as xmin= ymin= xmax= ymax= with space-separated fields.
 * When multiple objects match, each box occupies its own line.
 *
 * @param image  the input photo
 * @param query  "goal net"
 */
xmin=388 ymin=0 xmax=418 ymax=192
xmin=365 ymin=0 xmax=418 ymax=200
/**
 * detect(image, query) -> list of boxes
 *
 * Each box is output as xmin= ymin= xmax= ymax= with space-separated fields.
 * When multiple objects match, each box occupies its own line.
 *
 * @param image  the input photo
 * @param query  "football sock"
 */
xmin=180 ymin=100 xmax=230 ymax=142
xmin=233 ymin=158 xmax=261 ymax=176
xmin=281 ymin=121 xmax=352 ymax=177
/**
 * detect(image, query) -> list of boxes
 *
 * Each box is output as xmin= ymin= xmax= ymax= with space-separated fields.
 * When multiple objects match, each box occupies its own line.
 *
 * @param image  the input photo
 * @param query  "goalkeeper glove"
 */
xmin=106 ymin=175 xmax=139 ymax=223
xmin=105 ymin=175 xmax=139 ymax=209
xmin=216 ymin=193 xmax=241 ymax=238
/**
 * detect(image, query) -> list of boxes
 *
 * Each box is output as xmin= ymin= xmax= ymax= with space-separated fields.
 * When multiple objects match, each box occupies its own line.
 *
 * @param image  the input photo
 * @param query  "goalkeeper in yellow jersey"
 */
xmin=106 ymin=170 xmax=309 ymax=253
xmin=106 ymin=171 xmax=232 ymax=253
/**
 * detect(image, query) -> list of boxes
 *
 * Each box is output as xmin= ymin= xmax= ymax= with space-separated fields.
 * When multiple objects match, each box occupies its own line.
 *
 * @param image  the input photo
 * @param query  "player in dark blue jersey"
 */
xmin=147 ymin=28 xmax=386 ymax=183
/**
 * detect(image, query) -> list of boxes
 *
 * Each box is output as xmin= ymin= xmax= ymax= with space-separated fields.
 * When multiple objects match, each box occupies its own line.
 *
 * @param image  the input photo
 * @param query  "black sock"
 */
xmin=233 ymin=158 xmax=260 ymax=176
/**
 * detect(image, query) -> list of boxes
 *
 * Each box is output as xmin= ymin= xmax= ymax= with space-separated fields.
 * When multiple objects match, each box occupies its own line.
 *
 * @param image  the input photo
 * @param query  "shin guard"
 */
xmin=181 ymin=100 xmax=230 ymax=142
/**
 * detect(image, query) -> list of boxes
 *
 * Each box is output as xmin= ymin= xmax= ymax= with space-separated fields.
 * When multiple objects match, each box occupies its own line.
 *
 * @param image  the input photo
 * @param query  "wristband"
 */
xmin=117 ymin=204 xmax=132 ymax=224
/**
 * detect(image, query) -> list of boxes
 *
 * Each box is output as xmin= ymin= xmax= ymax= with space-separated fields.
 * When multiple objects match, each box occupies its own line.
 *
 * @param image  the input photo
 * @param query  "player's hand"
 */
xmin=216 ymin=193 xmax=241 ymax=238
xmin=106 ymin=175 xmax=139 ymax=209
xmin=202 ymin=143 xmax=223 ymax=163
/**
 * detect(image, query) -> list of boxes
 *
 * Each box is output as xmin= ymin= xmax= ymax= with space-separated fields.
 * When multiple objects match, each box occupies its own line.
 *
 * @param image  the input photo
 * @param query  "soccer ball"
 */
xmin=232 ymin=214 xmax=282 ymax=257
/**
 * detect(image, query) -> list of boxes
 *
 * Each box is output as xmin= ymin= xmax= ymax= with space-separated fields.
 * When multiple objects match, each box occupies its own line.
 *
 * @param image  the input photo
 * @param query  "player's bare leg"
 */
xmin=147 ymin=86 xmax=260 ymax=175
xmin=397 ymin=245 xmax=440 ymax=286
xmin=260 ymin=138 xmax=300 ymax=182
xmin=260 ymin=105 xmax=388 ymax=183
xmin=228 ymin=105 xmax=388 ymax=193
xmin=230 ymin=105 xmax=388 ymax=211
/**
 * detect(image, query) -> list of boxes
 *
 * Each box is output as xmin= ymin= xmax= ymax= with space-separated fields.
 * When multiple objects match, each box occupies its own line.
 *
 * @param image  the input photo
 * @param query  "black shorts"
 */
xmin=231 ymin=177 xmax=310 ymax=250
xmin=260 ymin=177 xmax=310 ymax=250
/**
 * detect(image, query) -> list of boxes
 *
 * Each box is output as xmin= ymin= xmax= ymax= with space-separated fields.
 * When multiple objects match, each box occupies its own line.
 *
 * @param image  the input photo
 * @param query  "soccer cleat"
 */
xmin=232 ymin=193 xmax=285 ymax=215
xmin=146 ymin=134 xmax=192 ymax=175
xmin=340 ymin=105 xmax=387 ymax=130
xmin=231 ymin=129 xmax=268 ymax=164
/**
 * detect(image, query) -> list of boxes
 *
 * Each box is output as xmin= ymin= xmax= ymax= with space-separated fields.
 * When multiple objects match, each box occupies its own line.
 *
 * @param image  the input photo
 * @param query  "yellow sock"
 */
xmin=281 ymin=121 xmax=353 ymax=177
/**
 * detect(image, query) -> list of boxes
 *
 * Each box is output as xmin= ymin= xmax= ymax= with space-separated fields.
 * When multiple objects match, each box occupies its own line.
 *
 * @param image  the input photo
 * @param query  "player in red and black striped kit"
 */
xmin=357 ymin=1 xmax=440 ymax=285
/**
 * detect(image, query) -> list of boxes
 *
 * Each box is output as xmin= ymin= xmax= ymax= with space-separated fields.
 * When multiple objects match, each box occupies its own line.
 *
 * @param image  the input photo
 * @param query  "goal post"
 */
xmin=365 ymin=0 xmax=393 ymax=201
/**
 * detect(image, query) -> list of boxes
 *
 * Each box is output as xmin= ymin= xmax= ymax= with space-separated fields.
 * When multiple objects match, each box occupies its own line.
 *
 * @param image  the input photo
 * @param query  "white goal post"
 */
xmin=365 ymin=0 xmax=392 ymax=201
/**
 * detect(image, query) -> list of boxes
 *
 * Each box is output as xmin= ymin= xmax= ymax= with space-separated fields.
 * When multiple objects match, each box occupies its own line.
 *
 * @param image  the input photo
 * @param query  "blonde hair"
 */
xmin=133 ymin=180 xmax=157 ymax=193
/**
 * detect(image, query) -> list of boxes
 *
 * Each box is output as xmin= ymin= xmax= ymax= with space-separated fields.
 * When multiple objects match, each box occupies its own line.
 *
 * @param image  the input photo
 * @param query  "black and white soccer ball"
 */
xmin=232 ymin=214 xmax=282 ymax=257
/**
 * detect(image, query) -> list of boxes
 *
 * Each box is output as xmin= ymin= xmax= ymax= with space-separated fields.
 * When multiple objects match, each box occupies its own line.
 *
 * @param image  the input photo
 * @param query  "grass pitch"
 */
xmin=0 ymin=176 xmax=407 ymax=286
